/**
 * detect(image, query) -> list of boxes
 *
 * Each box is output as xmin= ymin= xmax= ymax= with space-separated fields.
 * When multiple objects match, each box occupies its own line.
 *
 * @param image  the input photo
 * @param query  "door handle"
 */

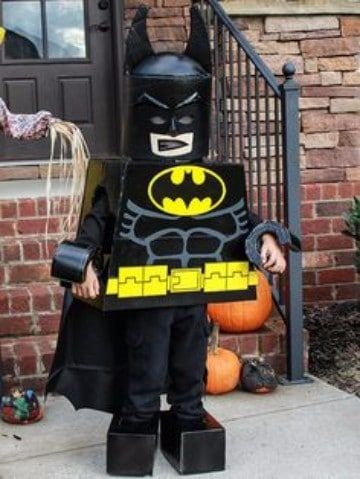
xmin=90 ymin=21 xmax=110 ymax=33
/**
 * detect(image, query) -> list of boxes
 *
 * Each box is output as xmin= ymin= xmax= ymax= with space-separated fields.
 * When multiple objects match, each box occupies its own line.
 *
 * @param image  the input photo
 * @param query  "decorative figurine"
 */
xmin=1 ymin=388 xmax=43 ymax=424
xmin=48 ymin=6 xmax=288 ymax=476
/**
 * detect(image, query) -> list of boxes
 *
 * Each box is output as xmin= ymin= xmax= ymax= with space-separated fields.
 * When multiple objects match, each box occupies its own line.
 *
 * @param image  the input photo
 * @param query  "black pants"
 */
xmin=120 ymin=305 xmax=209 ymax=421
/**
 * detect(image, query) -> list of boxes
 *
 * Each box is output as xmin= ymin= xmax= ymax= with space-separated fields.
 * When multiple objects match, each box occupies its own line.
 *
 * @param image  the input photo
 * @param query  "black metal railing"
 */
xmin=194 ymin=0 xmax=309 ymax=384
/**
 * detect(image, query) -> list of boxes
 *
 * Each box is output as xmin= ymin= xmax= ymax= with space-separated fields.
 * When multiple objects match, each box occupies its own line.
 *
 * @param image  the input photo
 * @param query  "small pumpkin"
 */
xmin=207 ymin=271 xmax=272 ymax=333
xmin=240 ymin=357 xmax=278 ymax=394
xmin=206 ymin=323 xmax=241 ymax=395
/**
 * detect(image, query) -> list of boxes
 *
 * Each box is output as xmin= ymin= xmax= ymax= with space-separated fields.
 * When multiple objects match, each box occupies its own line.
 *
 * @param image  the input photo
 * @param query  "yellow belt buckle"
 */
xmin=169 ymin=268 xmax=202 ymax=293
xmin=143 ymin=265 xmax=168 ymax=296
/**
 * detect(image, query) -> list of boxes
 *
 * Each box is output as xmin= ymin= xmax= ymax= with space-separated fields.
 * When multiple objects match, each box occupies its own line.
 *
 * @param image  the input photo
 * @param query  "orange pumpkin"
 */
xmin=206 ymin=323 xmax=241 ymax=395
xmin=207 ymin=271 xmax=272 ymax=333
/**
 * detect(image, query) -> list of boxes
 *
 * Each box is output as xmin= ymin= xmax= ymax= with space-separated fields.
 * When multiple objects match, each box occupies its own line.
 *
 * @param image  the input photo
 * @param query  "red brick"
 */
xmin=8 ymin=264 xmax=51 ymax=283
xmin=238 ymin=334 xmax=258 ymax=355
xmin=51 ymin=287 xmax=64 ymax=310
xmin=0 ymin=201 xmax=17 ymax=219
xmin=307 ymin=149 xmax=360 ymax=169
xmin=302 ymin=219 xmax=331 ymax=235
xmin=219 ymin=335 xmax=239 ymax=354
xmin=14 ymin=342 xmax=37 ymax=375
xmin=339 ymin=131 xmax=360 ymax=147
xmin=18 ymin=199 xmax=37 ymax=217
xmin=36 ymin=337 xmax=56 ymax=372
xmin=46 ymin=217 xmax=61 ymax=234
xmin=38 ymin=313 xmax=61 ymax=334
xmin=0 ymin=316 xmax=32 ymax=336
xmin=335 ymin=283 xmax=360 ymax=300
xmin=317 ymin=234 xmax=354 ymax=251
xmin=304 ymin=184 xmax=321 ymax=200
xmin=318 ymin=267 xmax=356 ymax=284
xmin=0 ymin=221 xmax=16 ymax=236
xmin=3 ymin=243 xmax=21 ymax=261
xmin=302 ymin=168 xmax=345 ymax=183
xmin=163 ymin=0 xmax=190 ymax=6
xmin=23 ymin=241 xmax=42 ymax=261
xmin=321 ymin=183 xmax=337 ymax=200
xmin=304 ymin=285 xmax=334 ymax=302
xmin=9 ymin=288 xmax=31 ymax=314
xmin=301 ymin=203 xmax=314 ymax=218
xmin=28 ymin=285 xmax=52 ymax=311
xmin=259 ymin=334 xmax=279 ymax=354
xmin=40 ymin=351 xmax=55 ymax=373
xmin=341 ymin=17 xmax=360 ymax=36
xmin=302 ymin=112 xmax=360 ymax=133
xmin=306 ymin=150 xmax=335 ymax=169
xmin=36 ymin=198 xmax=48 ymax=216
xmin=42 ymin=239 xmax=59 ymax=260
xmin=336 ymin=147 xmax=360 ymax=167
xmin=303 ymin=271 xmax=316 ymax=285
xmin=316 ymin=200 xmax=352 ymax=217
xmin=0 ymin=292 xmax=9 ymax=314
xmin=332 ymin=217 xmax=347 ymax=233
xmin=301 ymin=37 xmax=359 ymax=57
xmin=17 ymin=219 xmax=47 ymax=235
xmin=148 ymin=26 xmax=187 ymax=41
xmin=334 ymin=251 xmax=356 ymax=266
xmin=125 ymin=1 xmax=157 ymax=8
xmin=302 ymin=86 xmax=360 ymax=97
xmin=302 ymin=236 xmax=315 ymax=251
xmin=338 ymin=182 xmax=354 ymax=198
xmin=1 ymin=344 xmax=15 ymax=376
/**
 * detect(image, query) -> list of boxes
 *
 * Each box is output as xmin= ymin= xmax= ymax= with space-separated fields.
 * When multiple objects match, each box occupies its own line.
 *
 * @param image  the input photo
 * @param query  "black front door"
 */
xmin=0 ymin=0 xmax=119 ymax=160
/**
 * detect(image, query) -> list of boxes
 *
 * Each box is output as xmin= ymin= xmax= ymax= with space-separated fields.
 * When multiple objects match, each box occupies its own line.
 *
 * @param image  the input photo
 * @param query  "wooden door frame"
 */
xmin=110 ymin=0 xmax=125 ymax=157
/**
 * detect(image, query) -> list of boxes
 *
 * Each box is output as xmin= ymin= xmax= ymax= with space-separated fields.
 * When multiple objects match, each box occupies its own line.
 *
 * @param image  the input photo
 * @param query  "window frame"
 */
xmin=0 ymin=0 xmax=90 ymax=65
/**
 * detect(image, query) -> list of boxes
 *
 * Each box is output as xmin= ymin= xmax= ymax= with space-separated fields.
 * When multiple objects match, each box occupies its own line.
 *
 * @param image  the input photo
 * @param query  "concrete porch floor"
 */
xmin=0 ymin=375 xmax=359 ymax=479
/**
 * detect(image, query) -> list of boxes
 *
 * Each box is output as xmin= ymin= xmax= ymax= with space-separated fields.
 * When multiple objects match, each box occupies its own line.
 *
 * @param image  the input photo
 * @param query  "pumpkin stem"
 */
xmin=209 ymin=322 xmax=220 ymax=355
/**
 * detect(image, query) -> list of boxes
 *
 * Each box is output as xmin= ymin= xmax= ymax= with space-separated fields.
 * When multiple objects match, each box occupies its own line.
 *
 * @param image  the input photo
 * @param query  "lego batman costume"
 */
xmin=47 ymin=6 xmax=291 ymax=475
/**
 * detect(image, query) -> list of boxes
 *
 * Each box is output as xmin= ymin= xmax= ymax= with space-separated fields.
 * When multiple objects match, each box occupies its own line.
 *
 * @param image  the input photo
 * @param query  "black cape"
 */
xmin=46 ymin=290 xmax=128 ymax=413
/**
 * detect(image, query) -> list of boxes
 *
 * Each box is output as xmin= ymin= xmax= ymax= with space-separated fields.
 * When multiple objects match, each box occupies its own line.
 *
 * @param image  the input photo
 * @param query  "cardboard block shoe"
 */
xmin=107 ymin=413 xmax=159 ymax=476
xmin=160 ymin=411 xmax=225 ymax=475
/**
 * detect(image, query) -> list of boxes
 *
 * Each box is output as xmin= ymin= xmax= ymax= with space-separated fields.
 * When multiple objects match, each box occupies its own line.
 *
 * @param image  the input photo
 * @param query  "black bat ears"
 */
xmin=125 ymin=5 xmax=154 ymax=72
xmin=185 ymin=6 xmax=212 ymax=74
xmin=125 ymin=5 xmax=212 ymax=74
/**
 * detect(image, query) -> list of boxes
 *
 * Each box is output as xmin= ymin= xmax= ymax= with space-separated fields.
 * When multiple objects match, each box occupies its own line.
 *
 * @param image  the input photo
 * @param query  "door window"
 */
xmin=1 ymin=0 xmax=87 ymax=61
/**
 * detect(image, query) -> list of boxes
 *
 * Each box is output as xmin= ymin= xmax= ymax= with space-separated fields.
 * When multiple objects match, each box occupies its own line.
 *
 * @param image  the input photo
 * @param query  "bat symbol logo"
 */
xmin=148 ymin=166 xmax=226 ymax=216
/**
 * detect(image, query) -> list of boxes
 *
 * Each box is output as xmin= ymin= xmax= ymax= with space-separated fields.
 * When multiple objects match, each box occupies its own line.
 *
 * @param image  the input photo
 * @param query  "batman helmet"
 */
xmin=124 ymin=6 xmax=212 ymax=162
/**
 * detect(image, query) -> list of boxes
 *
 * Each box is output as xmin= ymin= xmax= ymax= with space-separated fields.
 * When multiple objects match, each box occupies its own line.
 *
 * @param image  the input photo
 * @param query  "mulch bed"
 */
xmin=304 ymin=302 xmax=360 ymax=398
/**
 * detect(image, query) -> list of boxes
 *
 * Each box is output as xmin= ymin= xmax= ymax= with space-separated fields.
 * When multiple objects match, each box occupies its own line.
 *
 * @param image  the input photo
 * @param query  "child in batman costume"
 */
xmin=47 ymin=6 xmax=287 ymax=476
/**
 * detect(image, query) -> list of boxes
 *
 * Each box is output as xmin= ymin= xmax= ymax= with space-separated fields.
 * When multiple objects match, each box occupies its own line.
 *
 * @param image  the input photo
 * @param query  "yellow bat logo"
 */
xmin=148 ymin=165 xmax=226 ymax=216
xmin=0 ymin=27 xmax=6 ymax=46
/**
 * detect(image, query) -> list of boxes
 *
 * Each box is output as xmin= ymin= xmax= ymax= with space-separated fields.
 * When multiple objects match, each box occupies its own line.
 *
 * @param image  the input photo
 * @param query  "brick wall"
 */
xmin=230 ymin=13 xmax=360 ymax=303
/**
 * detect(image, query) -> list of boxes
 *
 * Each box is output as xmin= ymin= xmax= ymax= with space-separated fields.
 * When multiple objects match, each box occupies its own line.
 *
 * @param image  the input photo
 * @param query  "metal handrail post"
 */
xmin=279 ymin=63 xmax=312 ymax=384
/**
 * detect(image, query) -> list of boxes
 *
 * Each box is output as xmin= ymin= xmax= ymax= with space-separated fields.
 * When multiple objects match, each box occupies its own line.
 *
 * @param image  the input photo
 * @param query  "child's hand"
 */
xmin=260 ymin=234 xmax=286 ymax=274
xmin=72 ymin=261 xmax=100 ymax=299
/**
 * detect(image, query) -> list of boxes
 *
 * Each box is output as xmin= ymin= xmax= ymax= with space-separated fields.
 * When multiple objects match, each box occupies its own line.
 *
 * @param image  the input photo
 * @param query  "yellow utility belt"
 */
xmin=106 ymin=262 xmax=258 ymax=299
